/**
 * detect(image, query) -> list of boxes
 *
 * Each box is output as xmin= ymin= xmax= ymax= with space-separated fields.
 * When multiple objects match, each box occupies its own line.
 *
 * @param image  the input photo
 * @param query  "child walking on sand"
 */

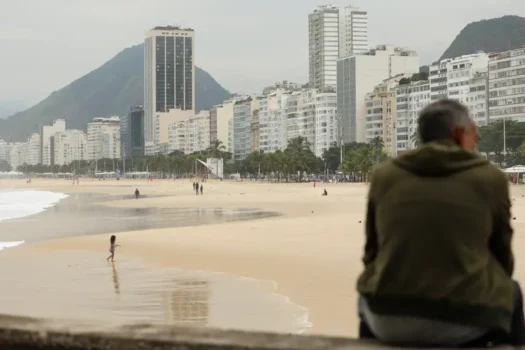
xmin=106 ymin=235 xmax=120 ymax=262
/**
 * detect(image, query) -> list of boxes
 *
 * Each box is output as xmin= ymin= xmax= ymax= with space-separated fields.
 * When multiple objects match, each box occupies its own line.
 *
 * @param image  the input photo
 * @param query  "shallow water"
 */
xmin=0 ymin=250 xmax=311 ymax=334
xmin=0 ymin=193 xmax=279 ymax=243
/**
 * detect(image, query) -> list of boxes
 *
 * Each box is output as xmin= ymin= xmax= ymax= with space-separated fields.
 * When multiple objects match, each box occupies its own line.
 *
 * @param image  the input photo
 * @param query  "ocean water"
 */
xmin=0 ymin=189 xmax=68 ymax=250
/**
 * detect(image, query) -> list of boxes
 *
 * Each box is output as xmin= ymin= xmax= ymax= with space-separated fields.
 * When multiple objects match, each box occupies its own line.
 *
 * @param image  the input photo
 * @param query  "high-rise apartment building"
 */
xmin=467 ymin=70 xmax=489 ymax=126
xmin=309 ymin=5 xmax=340 ymax=90
xmin=233 ymin=97 xmax=256 ymax=161
xmin=144 ymin=26 xmax=195 ymax=144
xmin=395 ymin=80 xmax=431 ymax=154
xmin=121 ymin=106 xmax=145 ymax=160
xmin=87 ymin=117 xmax=121 ymax=160
xmin=259 ymin=90 xmax=289 ymax=154
xmin=337 ymin=45 xmax=419 ymax=143
xmin=40 ymin=119 xmax=66 ymax=165
xmin=314 ymin=91 xmax=338 ymax=157
xmin=339 ymin=6 xmax=368 ymax=58
xmin=25 ymin=133 xmax=40 ymax=166
xmin=488 ymin=47 xmax=525 ymax=123
xmin=309 ymin=5 xmax=368 ymax=90
xmin=51 ymin=130 xmax=87 ymax=166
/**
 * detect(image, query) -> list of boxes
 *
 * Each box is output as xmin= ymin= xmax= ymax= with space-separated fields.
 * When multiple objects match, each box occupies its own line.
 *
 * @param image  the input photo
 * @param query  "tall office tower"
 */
xmin=309 ymin=5 xmax=368 ymax=89
xmin=144 ymin=26 xmax=195 ymax=144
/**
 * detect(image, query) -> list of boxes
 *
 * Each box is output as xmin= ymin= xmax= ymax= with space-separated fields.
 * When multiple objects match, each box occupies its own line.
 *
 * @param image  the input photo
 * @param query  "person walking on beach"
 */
xmin=195 ymin=182 xmax=199 ymax=196
xmin=200 ymin=184 xmax=203 ymax=195
xmin=135 ymin=188 xmax=140 ymax=199
xmin=357 ymin=99 xmax=523 ymax=347
xmin=106 ymin=235 xmax=121 ymax=262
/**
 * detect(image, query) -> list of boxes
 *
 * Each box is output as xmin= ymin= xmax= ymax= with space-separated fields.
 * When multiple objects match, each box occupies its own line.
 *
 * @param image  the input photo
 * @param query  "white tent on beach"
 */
xmin=503 ymin=165 xmax=525 ymax=174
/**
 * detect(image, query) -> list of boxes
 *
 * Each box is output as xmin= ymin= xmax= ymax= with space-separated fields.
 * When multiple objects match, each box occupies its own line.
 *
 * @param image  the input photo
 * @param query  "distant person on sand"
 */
xmin=200 ymin=184 xmax=203 ymax=195
xmin=135 ymin=188 xmax=140 ymax=199
xmin=195 ymin=182 xmax=199 ymax=196
xmin=322 ymin=189 xmax=327 ymax=196
xmin=106 ymin=235 xmax=121 ymax=262
xmin=357 ymin=99 xmax=523 ymax=347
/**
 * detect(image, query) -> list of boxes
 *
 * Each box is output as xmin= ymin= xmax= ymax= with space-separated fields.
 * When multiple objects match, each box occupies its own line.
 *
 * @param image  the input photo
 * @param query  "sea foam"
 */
xmin=0 ymin=189 xmax=68 ymax=250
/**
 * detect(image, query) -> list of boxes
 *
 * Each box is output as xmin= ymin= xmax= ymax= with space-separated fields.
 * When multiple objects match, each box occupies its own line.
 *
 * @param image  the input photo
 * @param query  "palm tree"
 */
xmin=206 ymin=140 xmax=226 ymax=159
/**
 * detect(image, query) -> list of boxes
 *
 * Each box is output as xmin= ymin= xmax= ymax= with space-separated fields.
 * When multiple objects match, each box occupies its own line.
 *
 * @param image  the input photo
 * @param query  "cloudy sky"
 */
xmin=0 ymin=0 xmax=523 ymax=109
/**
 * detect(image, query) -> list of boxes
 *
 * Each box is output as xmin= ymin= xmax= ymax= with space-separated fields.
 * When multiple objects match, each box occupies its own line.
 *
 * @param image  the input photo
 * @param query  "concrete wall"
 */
xmin=0 ymin=314 xmax=513 ymax=350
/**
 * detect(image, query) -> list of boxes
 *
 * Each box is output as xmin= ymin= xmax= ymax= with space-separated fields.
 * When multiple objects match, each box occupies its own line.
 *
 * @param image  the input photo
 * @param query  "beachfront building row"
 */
xmin=364 ymin=51 xmax=493 ymax=156
xmin=51 ymin=129 xmax=87 ymax=166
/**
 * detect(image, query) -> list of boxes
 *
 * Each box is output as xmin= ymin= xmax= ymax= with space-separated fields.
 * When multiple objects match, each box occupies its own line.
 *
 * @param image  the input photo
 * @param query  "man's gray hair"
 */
xmin=417 ymin=99 xmax=471 ymax=144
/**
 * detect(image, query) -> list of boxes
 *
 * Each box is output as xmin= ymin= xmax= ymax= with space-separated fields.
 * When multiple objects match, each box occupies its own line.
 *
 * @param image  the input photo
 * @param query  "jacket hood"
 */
xmin=393 ymin=140 xmax=489 ymax=177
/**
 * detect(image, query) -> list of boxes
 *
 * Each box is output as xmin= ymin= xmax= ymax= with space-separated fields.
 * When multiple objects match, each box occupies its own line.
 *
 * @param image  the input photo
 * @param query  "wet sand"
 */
xmin=2 ymin=178 xmax=525 ymax=338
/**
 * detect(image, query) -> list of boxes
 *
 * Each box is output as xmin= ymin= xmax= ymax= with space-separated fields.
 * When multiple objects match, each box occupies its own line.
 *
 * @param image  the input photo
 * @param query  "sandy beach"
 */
xmin=2 ymin=178 xmax=525 ymax=338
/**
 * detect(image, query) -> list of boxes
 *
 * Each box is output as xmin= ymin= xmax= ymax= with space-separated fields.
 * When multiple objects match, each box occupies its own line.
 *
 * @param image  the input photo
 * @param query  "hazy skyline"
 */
xmin=1 ymin=0 xmax=523 ymax=111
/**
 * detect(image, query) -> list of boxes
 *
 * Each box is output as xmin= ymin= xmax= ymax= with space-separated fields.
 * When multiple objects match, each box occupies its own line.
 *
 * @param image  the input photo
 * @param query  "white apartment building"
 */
xmin=0 ymin=140 xmax=7 ymax=162
xmin=488 ymin=47 xmax=525 ymax=122
xmin=9 ymin=143 xmax=27 ymax=170
xmin=309 ymin=5 xmax=339 ymax=90
xmin=285 ymin=90 xmax=316 ymax=148
xmin=167 ymin=111 xmax=210 ymax=155
xmin=52 ymin=130 xmax=87 ymax=166
xmin=314 ymin=91 xmax=338 ymax=157
xmin=339 ymin=5 xmax=368 ymax=58
xmin=429 ymin=52 xmax=489 ymax=103
xmin=87 ymin=117 xmax=121 ymax=160
xmin=338 ymin=45 xmax=420 ymax=143
xmin=467 ymin=70 xmax=489 ymax=126
xmin=144 ymin=26 xmax=195 ymax=145
xmin=259 ymin=90 xmax=289 ymax=154
xmin=262 ymin=81 xmax=301 ymax=95
xmin=213 ymin=99 xmax=239 ymax=153
xmin=232 ymin=97 xmax=256 ymax=161
xmin=25 ymin=133 xmax=40 ymax=166
xmin=154 ymin=109 xmax=194 ymax=155
xmin=40 ymin=119 xmax=66 ymax=165
xmin=309 ymin=5 xmax=368 ymax=90
xmin=395 ymin=80 xmax=431 ymax=154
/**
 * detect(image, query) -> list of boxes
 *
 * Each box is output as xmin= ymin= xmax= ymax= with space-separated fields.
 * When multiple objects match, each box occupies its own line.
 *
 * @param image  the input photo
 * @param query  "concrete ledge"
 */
xmin=0 ymin=314 xmax=514 ymax=349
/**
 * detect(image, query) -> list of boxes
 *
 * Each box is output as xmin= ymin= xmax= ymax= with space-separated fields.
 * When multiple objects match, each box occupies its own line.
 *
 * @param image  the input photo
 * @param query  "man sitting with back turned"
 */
xmin=357 ymin=99 xmax=525 ymax=347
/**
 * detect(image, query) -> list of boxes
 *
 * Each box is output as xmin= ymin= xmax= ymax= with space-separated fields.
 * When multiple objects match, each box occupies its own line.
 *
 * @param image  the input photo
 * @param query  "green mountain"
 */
xmin=440 ymin=15 xmax=525 ymax=60
xmin=0 ymin=44 xmax=230 ymax=141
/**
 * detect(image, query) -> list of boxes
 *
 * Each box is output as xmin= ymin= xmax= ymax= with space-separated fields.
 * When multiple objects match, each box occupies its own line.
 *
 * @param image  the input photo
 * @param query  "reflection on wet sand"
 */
xmin=165 ymin=280 xmax=209 ymax=327
xmin=111 ymin=262 xmax=120 ymax=295
xmin=0 ymin=250 xmax=310 ymax=334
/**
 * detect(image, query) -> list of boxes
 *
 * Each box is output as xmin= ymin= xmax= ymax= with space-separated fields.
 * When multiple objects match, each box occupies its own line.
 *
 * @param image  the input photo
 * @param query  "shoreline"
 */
xmin=1 ymin=178 xmax=367 ymax=337
xmin=10 ymin=178 xmax=525 ymax=338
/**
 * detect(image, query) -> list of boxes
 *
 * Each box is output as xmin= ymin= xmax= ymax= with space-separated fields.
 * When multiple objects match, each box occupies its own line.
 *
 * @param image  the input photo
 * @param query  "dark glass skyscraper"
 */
xmin=121 ymin=106 xmax=145 ymax=160
xmin=144 ymin=26 xmax=195 ymax=145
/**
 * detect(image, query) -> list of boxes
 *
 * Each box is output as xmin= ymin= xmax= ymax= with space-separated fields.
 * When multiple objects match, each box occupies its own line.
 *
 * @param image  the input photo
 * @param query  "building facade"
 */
xmin=167 ymin=111 xmax=210 ymax=155
xmin=40 ymin=119 xmax=66 ymax=166
xmin=121 ymin=106 xmax=145 ymax=160
xmin=488 ymin=47 xmax=525 ymax=123
xmin=309 ymin=5 xmax=339 ymax=90
xmin=395 ymin=80 xmax=431 ymax=154
xmin=314 ymin=91 xmax=338 ymax=157
xmin=338 ymin=6 xmax=368 ymax=58
xmin=51 ymin=130 xmax=87 ymax=166
xmin=232 ymin=98 xmax=254 ymax=161
xmin=337 ymin=45 xmax=419 ymax=143
xmin=9 ymin=143 xmax=26 ymax=170
xmin=144 ymin=26 xmax=195 ymax=144
xmin=429 ymin=52 xmax=489 ymax=103
xmin=259 ymin=90 xmax=289 ymax=154
xmin=154 ymin=109 xmax=194 ymax=154
xmin=25 ymin=133 xmax=40 ymax=166
xmin=467 ymin=70 xmax=489 ymax=126
xmin=87 ymin=117 xmax=121 ymax=160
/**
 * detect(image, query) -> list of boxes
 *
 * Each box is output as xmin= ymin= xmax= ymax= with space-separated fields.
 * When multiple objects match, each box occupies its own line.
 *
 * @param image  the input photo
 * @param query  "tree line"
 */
xmin=13 ymin=137 xmax=389 ymax=182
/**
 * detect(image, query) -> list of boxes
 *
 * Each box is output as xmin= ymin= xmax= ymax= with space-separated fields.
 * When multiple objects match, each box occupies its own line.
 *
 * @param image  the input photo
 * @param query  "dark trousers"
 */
xmin=359 ymin=281 xmax=525 ymax=347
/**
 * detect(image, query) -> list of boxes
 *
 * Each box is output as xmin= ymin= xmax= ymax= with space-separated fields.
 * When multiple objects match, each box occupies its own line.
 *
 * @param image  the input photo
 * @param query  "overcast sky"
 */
xmin=0 ymin=0 xmax=523 ymax=108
